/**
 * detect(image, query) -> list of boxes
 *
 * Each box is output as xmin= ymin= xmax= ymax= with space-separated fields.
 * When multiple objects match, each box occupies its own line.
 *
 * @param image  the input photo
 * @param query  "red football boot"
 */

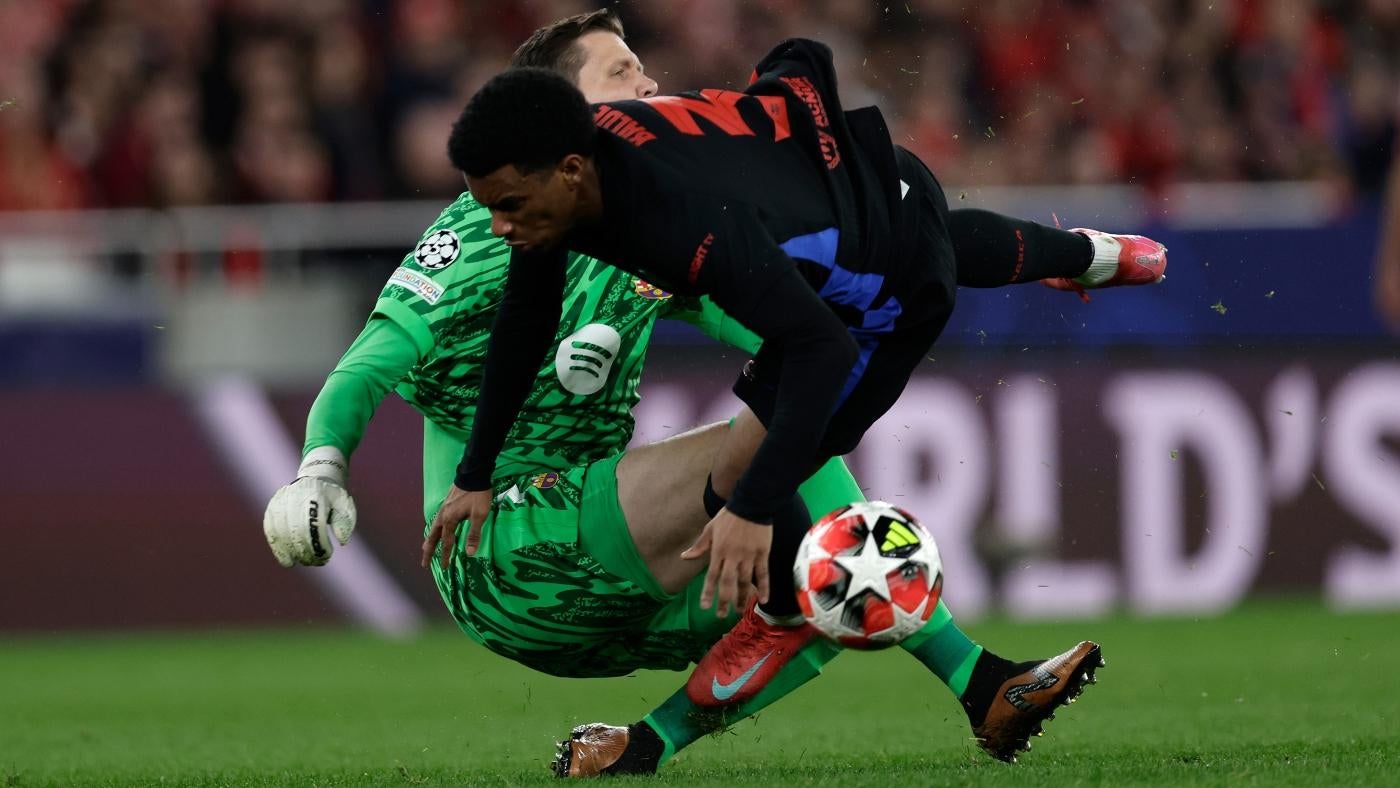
xmin=1042 ymin=229 xmax=1167 ymax=302
xmin=685 ymin=600 xmax=817 ymax=708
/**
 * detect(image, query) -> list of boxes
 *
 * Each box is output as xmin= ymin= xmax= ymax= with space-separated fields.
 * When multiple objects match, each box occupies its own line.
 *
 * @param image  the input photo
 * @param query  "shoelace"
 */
xmin=717 ymin=613 xmax=779 ymax=672
xmin=731 ymin=616 xmax=767 ymax=645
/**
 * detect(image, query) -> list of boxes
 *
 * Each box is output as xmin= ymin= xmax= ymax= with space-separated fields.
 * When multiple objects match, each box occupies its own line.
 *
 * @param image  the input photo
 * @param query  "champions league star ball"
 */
xmin=414 ymin=229 xmax=460 ymax=269
xmin=795 ymin=501 xmax=944 ymax=649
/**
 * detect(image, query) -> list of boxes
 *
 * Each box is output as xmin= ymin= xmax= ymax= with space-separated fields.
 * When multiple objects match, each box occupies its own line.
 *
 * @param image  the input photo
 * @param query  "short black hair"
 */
xmin=510 ymin=8 xmax=626 ymax=79
xmin=448 ymin=67 xmax=597 ymax=178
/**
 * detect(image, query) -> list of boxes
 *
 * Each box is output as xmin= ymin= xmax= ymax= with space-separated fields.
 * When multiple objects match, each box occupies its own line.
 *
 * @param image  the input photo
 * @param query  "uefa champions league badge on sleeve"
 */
xmin=415 ymin=229 xmax=461 ymax=269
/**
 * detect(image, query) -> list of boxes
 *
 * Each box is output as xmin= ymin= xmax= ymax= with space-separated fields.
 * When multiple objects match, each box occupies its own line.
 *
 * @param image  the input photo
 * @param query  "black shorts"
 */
xmin=734 ymin=146 xmax=957 ymax=456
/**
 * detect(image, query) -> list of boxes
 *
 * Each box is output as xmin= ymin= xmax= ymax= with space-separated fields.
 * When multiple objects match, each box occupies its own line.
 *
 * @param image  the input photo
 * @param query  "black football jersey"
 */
xmin=462 ymin=39 xmax=950 ymax=521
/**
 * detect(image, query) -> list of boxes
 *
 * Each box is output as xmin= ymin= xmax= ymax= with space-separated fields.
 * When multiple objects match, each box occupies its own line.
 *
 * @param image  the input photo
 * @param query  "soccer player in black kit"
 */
xmin=437 ymin=38 xmax=1163 ymax=724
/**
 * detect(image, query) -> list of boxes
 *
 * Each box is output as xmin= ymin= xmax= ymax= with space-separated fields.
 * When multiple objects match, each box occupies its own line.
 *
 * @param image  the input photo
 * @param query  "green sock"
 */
xmin=643 ymin=602 xmax=980 ymax=761
xmin=796 ymin=456 xmax=866 ymax=520
xmin=643 ymin=638 xmax=841 ymax=765
xmin=899 ymin=599 xmax=983 ymax=698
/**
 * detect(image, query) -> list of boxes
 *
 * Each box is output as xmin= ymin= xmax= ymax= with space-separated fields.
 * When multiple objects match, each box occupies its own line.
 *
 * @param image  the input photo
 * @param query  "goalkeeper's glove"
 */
xmin=263 ymin=446 xmax=358 ymax=567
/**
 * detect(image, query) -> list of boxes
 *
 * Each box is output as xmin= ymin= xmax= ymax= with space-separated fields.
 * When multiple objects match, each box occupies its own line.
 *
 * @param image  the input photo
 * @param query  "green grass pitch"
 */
xmin=3 ymin=600 xmax=1396 ymax=786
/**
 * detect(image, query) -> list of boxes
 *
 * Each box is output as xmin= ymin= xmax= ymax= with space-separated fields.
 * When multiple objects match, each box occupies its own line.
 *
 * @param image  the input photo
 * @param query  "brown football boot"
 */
xmin=971 ymin=641 xmax=1104 ymax=763
xmin=552 ymin=723 xmax=661 ymax=778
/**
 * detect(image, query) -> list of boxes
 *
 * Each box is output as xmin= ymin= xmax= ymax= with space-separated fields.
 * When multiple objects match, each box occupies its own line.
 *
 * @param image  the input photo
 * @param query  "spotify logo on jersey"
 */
xmin=555 ymin=324 xmax=622 ymax=395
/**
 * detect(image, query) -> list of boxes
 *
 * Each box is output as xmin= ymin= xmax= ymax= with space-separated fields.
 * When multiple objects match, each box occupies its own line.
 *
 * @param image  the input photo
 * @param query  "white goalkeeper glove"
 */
xmin=263 ymin=446 xmax=358 ymax=567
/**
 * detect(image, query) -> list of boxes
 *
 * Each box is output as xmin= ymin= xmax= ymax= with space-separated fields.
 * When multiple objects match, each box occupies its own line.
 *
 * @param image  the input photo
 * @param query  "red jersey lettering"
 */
xmin=780 ymin=76 xmax=830 ymax=128
xmin=688 ymin=232 xmax=715 ymax=286
xmin=646 ymin=90 xmax=755 ymax=137
xmin=643 ymin=90 xmax=790 ymax=142
xmin=595 ymin=105 xmax=657 ymax=147
xmin=780 ymin=76 xmax=839 ymax=168
xmin=817 ymin=130 xmax=841 ymax=170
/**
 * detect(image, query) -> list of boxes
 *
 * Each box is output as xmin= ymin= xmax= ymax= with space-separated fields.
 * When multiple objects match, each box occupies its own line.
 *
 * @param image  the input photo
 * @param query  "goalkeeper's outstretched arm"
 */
xmin=263 ymin=317 xmax=420 ymax=567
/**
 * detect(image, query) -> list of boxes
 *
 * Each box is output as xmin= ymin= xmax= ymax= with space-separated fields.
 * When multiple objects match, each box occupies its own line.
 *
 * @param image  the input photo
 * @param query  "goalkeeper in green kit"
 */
xmin=261 ymin=9 xmax=1100 ymax=775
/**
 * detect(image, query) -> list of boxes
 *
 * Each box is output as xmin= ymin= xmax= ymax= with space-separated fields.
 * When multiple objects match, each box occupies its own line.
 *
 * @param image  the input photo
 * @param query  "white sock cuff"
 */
xmin=756 ymin=606 xmax=806 ymax=627
xmin=1074 ymin=232 xmax=1121 ymax=286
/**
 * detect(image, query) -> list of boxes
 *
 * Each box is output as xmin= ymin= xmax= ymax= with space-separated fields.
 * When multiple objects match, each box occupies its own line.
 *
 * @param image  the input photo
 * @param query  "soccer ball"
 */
xmin=794 ymin=501 xmax=943 ymax=649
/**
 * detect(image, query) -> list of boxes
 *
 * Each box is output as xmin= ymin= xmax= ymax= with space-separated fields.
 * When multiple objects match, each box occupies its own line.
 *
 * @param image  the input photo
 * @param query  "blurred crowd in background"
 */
xmin=1 ymin=0 xmax=1398 ymax=212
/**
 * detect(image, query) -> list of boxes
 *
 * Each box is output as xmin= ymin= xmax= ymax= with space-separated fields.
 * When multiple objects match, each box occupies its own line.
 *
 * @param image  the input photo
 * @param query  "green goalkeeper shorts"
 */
xmin=423 ymin=423 xmax=737 ymax=678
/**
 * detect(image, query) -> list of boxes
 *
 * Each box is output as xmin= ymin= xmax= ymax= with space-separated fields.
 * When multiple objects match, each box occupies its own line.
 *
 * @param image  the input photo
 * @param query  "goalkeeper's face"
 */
xmin=572 ymin=31 xmax=658 ymax=103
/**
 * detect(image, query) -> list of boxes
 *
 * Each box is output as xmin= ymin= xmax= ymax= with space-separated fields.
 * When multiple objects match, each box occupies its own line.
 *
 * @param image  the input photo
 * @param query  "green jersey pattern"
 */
xmin=373 ymin=192 xmax=703 ymax=487
xmin=376 ymin=193 xmax=755 ymax=670
xmin=430 ymin=463 xmax=718 ymax=677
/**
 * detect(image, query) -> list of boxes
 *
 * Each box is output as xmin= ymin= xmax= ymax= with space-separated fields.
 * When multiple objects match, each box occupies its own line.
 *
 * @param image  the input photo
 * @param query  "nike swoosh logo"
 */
xmin=711 ymin=651 xmax=774 ymax=701
xmin=1004 ymin=665 xmax=1059 ymax=712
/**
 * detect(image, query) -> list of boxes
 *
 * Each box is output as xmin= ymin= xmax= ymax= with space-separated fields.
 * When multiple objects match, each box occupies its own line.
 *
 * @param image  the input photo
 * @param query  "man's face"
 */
xmin=573 ymin=30 xmax=658 ymax=103
xmin=465 ymin=30 xmax=657 ymax=251
xmin=466 ymin=160 xmax=582 ymax=252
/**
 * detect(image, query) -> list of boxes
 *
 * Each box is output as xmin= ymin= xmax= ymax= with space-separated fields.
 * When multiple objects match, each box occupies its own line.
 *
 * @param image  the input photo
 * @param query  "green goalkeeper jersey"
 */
xmin=305 ymin=192 xmax=758 ymax=487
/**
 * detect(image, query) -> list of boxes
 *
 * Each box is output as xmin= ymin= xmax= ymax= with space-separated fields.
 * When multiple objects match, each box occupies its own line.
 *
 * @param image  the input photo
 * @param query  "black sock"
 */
xmin=948 ymin=208 xmax=1094 ymax=286
xmin=959 ymin=649 xmax=1022 ymax=726
xmin=601 ymin=721 xmax=664 ymax=775
xmin=756 ymin=494 xmax=810 ymax=618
